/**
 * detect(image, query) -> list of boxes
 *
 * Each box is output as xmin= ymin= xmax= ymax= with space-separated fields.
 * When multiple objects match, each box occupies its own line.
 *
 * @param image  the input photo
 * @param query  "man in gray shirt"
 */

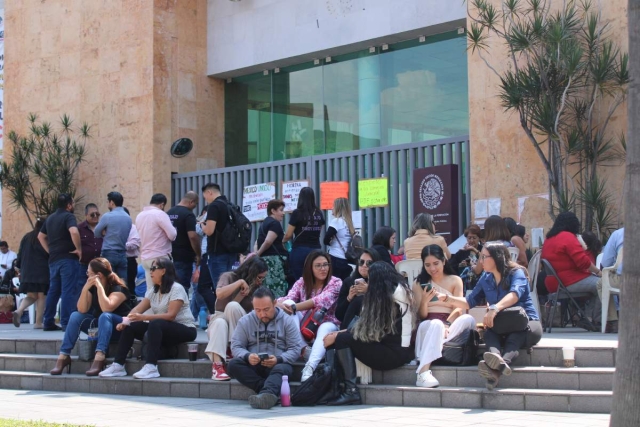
xmin=94 ymin=191 xmax=132 ymax=280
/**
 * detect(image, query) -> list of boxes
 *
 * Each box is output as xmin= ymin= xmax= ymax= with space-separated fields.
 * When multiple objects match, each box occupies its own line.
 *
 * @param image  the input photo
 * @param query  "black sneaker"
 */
xmin=43 ymin=324 xmax=62 ymax=331
xmin=478 ymin=361 xmax=501 ymax=390
xmin=249 ymin=393 xmax=278 ymax=410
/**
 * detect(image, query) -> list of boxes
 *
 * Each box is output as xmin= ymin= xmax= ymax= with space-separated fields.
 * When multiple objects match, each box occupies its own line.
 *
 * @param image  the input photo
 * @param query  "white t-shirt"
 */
xmin=0 ymin=250 xmax=17 ymax=278
xmin=327 ymin=218 xmax=351 ymax=260
xmin=145 ymin=282 xmax=196 ymax=328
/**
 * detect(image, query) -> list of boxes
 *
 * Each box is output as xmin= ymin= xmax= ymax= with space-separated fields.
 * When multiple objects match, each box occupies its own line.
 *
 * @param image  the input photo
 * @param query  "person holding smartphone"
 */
xmin=413 ymin=245 xmax=476 ymax=388
xmin=335 ymin=249 xmax=380 ymax=328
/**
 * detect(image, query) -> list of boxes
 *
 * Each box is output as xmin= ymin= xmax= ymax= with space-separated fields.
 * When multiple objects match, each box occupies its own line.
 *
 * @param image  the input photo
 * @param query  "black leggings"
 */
xmin=114 ymin=320 xmax=197 ymax=365
xmin=484 ymin=318 xmax=543 ymax=364
xmin=196 ymin=254 xmax=217 ymax=313
xmin=127 ymin=257 xmax=138 ymax=297
xmin=334 ymin=330 xmax=413 ymax=371
xmin=340 ymin=295 xmax=364 ymax=330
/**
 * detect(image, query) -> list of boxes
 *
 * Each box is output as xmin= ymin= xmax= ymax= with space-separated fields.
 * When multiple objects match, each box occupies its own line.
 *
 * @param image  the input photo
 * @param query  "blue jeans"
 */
xmin=101 ymin=250 xmax=128 ymax=281
xmin=290 ymin=246 xmax=315 ymax=282
xmin=60 ymin=311 xmax=123 ymax=355
xmin=190 ymin=283 xmax=208 ymax=320
xmin=44 ymin=259 xmax=81 ymax=328
xmin=207 ymin=252 xmax=237 ymax=291
xmin=174 ymin=260 xmax=194 ymax=292
xmin=196 ymin=253 xmax=217 ymax=313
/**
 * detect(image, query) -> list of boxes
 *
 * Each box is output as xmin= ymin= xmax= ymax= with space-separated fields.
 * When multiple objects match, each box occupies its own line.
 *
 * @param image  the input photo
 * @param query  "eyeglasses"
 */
xmin=480 ymin=254 xmax=492 ymax=261
xmin=150 ymin=265 xmax=162 ymax=272
xmin=313 ymin=263 xmax=330 ymax=270
xmin=358 ymin=259 xmax=373 ymax=267
xmin=89 ymin=213 xmax=100 ymax=218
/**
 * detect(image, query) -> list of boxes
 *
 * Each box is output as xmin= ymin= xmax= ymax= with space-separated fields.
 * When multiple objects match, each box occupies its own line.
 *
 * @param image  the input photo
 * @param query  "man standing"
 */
xmin=0 ymin=241 xmax=18 ymax=281
xmin=202 ymin=183 xmax=237 ymax=289
xmin=135 ymin=194 xmax=177 ymax=287
xmin=78 ymin=203 xmax=103 ymax=279
xmin=94 ymin=192 xmax=132 ymax=280
xmin=38 ymin=194 xmax=82 ymax=331
xmin=228 ymin=287 xmax=304 ymax=409
xmin=167 ymin=191 xmax=201 ymax=291
xmin=598 ymin=227 xmax=624 ymax=333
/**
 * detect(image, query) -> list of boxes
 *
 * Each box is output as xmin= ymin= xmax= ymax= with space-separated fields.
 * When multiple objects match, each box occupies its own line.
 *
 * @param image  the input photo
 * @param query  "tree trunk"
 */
xmin=610 ymin=1 xmax=640 ymax=425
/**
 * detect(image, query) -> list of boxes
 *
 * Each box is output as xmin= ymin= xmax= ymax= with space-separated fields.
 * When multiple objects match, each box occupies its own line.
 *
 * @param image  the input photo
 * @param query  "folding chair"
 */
xmin=541 ymin=259 xmax=597 ymax=333
xmin=600 ymin=248 xmax=622 ymax=333
xmin=508 ymin=247 xmax=520 ymax=262
xmin=527 ymin=250 xmax=542 ymax=318
xmin=395 ymin=259 xmax=423 ymax=285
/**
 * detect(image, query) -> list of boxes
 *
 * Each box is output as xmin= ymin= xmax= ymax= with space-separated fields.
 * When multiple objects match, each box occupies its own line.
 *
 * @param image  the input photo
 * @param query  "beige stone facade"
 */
xmin=3 ymin=0 xmax=223 ymax=246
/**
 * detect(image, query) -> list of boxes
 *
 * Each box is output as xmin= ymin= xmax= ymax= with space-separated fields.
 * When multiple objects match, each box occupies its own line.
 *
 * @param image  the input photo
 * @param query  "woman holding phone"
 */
xmin=413 ymin=245 xmax=476 ymax=388
xmin=335 ymin=249 xmax=380 ymax=328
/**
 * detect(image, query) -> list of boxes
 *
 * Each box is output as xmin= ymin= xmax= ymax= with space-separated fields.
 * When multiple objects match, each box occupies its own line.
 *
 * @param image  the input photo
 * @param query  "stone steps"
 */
xmin=0 ymin=354 xmax=615 ymax=391
xmin=0 ymin=370 xmax=612 ymax=413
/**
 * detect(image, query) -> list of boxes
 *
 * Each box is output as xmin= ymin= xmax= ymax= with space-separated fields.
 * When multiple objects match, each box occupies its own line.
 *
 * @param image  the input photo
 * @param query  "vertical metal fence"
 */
xmin=172 ymin=136 xmax=471 ymax=249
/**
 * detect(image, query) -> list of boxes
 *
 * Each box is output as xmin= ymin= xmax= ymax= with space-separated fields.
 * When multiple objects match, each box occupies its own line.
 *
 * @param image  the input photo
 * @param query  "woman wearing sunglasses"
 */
xmin=100 ymin=257 xmax=197 ymax=379
xmin=335 ymin=249 xmax=380 ymax=329
xmin=276 ymin=250 xmax=341 ymax=382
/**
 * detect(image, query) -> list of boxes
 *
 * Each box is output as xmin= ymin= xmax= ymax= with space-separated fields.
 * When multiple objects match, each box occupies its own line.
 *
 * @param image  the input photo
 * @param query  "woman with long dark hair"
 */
xmin=323 ymin=262 xmax=418 ymax=405
xmin=403 ymin=213 xmax=450 ymax=260
xmin=13 ymin=218 xmax=49 ymax=328
xmin=50 ymin=257 xmax=133 ymax=376
xmin=437 ymin=241 xmax=541 ymax=390
xmin=504 ymin=217 xmax=528 ymax=267
xmin=100 ymin=257 xmax=197 ymax=379
xmin=255 ymin=199 xmax=288 ymax=297
xmin=206 ymin=256 xmax=268 ymax=381
xmin=283 ymin=187 xmax=325 ymax=281
xmin=371 ymin=226 xmax=399 ymax=265
xmin=276 ymin=251 xmax=341 ymax=382
xmin=335 ymin=249 xmax=380 ymax=328
xmin=483 ymin=215 xmax=512 ymax=243
xmin=414 ymin=245 xmax=476 ymax=388
xmin=324 ymin=197 xmax=355 ymax=279
xmin=540 ymin=212 xmax=607 ymax=329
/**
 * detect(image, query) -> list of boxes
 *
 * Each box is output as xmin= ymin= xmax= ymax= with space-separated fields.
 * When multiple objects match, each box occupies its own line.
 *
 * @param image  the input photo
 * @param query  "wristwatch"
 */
xmin=488 ymin=304 xmax=499 ymax=312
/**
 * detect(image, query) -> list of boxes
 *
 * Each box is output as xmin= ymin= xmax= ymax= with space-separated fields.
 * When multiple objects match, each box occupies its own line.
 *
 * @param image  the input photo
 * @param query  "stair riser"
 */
xmin=0 ymin=373 xmax=611 ymax=414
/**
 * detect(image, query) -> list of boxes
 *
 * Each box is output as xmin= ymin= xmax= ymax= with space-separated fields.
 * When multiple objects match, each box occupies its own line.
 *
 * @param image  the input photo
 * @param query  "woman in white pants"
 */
xmin=414 ymin=245 xmax=476 ymax=388
xmin=206 ymin=257 xmax=268 ymax=381
xmin=277 ymin=250 xmax=341 ymax=381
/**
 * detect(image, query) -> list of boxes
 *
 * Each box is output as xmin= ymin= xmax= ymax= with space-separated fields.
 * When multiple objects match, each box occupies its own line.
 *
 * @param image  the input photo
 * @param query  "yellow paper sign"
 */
xmin=358 ymin=177 xmax=389 ymax=208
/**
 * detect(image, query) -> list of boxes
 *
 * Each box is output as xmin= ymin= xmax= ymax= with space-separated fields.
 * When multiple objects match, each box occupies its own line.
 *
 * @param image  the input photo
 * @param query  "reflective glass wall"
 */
xmin=224 ymin=31 xmax=468 ymax=167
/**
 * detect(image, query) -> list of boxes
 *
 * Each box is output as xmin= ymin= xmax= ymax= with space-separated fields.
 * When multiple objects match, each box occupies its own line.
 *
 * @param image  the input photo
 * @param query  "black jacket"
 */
xmin=16 ymin=232 xmax=50 ymax=285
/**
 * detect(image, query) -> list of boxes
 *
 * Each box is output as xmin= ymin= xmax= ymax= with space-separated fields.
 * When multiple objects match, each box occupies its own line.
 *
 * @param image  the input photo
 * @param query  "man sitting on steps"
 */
xmin=227 ymin=287 xmax=304 ymax=410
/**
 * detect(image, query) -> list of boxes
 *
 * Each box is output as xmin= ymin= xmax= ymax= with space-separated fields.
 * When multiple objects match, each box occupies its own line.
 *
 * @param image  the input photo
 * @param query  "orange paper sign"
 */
xmin=320 ymin=181 xmax=349 ymax=210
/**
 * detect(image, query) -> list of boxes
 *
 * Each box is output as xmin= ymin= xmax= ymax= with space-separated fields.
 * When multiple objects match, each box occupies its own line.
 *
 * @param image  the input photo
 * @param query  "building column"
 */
xmin=357 ymin=55 xmax=381 ymax=149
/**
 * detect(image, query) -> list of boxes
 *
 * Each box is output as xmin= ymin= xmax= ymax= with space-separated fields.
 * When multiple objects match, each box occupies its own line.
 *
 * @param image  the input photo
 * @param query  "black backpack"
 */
xmin=217 ymin=202 xmax=252 ymax=253
xmin=432 ymin=329 xmax=480 ymax=366
xmin=291 ymin=361 xmax=334 ymax=406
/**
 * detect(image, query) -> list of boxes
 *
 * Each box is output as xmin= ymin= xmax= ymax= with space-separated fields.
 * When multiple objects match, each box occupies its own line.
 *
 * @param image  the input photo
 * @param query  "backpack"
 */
xmin=337 ymin=231 xmax=364 ymax=264
xmin=291 ymin=359 xmax=335 ymax=406
xmin=217 ymin=202 xmax=252 ymax=253
xmin=432 ymin=329 xmax=480 ymax=366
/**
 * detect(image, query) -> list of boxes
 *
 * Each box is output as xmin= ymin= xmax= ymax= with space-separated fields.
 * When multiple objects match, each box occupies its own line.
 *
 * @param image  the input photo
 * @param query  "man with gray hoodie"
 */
xmin=228 ymin=287 xmax=305 ymax=409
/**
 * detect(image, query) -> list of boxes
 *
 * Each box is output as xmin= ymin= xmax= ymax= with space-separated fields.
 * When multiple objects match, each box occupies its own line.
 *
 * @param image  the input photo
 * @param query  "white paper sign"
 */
xmin=488 ymin=198 xmax=501 ymax=216
xmin=474 ymin=199 xmax=488 ymax=218
xmin=327 ymin=210 xmax=362 ymax=230
xmin=281 ymin=180 xmax=309 ymax=213
xmin=242 ymin=182 xmax=276 ymax=222
xmin=531 ymin=228 xmax=545 ymax=249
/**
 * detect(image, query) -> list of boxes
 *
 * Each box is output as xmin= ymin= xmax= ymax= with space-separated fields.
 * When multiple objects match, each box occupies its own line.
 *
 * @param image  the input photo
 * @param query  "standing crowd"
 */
xmin=2 ymin=184 xmax=622 ymax=409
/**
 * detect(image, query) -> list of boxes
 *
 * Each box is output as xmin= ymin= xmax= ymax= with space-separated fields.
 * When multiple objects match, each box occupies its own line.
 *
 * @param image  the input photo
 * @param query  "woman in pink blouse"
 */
xmin=277 ymin=250 xmax=341 ymax=382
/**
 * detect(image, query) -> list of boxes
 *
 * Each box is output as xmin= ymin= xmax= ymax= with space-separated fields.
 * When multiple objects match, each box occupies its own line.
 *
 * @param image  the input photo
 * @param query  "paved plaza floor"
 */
xmin=0 ymin=389 xmax=610 ymax=427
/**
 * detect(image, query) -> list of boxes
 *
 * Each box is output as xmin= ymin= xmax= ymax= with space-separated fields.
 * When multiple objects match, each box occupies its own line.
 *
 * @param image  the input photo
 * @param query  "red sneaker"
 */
xmin=212 ymin=362 xmax=230 ymax=381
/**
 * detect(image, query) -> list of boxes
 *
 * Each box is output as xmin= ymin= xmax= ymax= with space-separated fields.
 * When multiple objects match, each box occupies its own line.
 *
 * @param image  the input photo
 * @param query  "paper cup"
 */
xmin=562 ymin=346 xmax=575 ymax=367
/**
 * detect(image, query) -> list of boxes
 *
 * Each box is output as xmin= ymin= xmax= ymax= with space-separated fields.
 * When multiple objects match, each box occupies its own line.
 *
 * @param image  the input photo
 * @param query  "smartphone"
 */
xmin=258 ymin=352 xmax=269 ymax=361
xmin=423 ymin=283 xmax=439 ymax=302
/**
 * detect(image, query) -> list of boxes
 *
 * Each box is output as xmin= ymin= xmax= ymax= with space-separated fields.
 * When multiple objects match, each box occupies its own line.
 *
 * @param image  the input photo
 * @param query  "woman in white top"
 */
xmin=323 ymin=198 xmax=355 ymax=280
xmin=414 ymin=245 xmax=476 ymax=388
xmin=100 ymin=257 xmax=197 ymax=379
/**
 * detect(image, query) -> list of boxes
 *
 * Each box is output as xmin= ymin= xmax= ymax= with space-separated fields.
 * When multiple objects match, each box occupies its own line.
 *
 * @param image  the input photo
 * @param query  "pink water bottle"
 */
xmin=280 ymin=375 xmax=291 ymax=407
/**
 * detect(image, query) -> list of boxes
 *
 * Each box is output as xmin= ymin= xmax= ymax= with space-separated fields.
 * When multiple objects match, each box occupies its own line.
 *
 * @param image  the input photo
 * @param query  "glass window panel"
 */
xmin=380 ymin=33 xmax=468 ymax=145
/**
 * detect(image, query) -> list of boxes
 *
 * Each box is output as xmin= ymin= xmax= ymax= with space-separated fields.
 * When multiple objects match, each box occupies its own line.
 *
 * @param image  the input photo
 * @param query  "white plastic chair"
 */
xmin=596 ymin=253 xmax=603 ymax=269
xmin=395 ymin=259 xmax=423 ymax=285
xmin=527 ymin=250 xmax=542 ymax=318
xmin=508 ymin=247 xmax=520 ymax=262
xmin=601 ymin=248 xmax=623 ymax=333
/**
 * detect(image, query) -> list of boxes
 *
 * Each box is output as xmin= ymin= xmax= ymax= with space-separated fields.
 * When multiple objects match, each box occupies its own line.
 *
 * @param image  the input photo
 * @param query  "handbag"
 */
xmin=300 ymin=307 xmax=327 ymax=342
xmin=77 ymin=318 xmax=98 ymax=362
xmin=336 ymin=230 xmax=364 ymax=265
xmin=490 ymin=306 xmax=529 ymax=335
xmin=432 ymin=329 xmax=480 ymax=366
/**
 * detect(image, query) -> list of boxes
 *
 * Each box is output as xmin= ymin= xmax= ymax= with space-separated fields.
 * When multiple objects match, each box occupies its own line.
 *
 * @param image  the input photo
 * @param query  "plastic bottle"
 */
xmin=280 ymin=375 xmax=291 ymax=407
xmin=199 ymin=307 xmax=207 ymax=330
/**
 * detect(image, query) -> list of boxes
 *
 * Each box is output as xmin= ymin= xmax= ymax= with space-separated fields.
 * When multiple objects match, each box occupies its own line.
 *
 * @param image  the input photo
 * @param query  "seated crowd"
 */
xmin=7 ymin=186 xmax=621 ymax=411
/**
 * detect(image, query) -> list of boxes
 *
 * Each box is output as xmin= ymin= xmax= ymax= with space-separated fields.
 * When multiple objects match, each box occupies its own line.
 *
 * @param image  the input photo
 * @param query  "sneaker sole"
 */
xmin=483 ymin=352 xmax=512 ymax=376
xmin=99 ymin=372 xmax=127 ymax=378
xmin=249 ymin=393 xmax=278 ymax=409
xmin=416 ymin=380 xmax=439 ymax=388
xmin=133 ymin=373 xmax=160 ymax=379
xmin=478 ymin=362 xmax=500 ymax=390
xmin=211 ymin=376 xmax=231 ymax=381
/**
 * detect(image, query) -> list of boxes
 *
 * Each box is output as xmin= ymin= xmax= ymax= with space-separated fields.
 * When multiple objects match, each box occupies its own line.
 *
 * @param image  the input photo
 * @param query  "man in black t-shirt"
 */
xmin=38 ymin=194 xmax=83 ymax=331
xmin=201 ymin=183 xmax=237 ymax=291
xmin=167 ymin=191 xmax=201 ymax=291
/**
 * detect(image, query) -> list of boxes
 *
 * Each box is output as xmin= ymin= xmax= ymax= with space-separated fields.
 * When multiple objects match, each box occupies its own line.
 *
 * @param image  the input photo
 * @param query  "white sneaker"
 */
xmin=99 ymin=363 xmax=127 ymax=378
xmin=133 ymin=364 xmax=160 ymax=379
xmin=416 ymin=370 xmax=439 ymax=388
xmin=301 ymin=365 xmax=314 ymax=382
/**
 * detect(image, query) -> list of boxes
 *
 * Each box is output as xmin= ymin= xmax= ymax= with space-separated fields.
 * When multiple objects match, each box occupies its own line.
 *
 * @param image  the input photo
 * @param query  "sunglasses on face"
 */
xmin=358 ymin=259 xmax=373 ymax=267
xmin=89 ymin=213 xmax=100 ymax=218
xmin=150 ymin=265 xmax=163 ymax=272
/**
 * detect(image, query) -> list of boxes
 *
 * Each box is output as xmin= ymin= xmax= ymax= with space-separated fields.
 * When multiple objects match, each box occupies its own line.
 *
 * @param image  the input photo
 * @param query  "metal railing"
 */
xmin=172 ymin=135 xmax=471 ymax=249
